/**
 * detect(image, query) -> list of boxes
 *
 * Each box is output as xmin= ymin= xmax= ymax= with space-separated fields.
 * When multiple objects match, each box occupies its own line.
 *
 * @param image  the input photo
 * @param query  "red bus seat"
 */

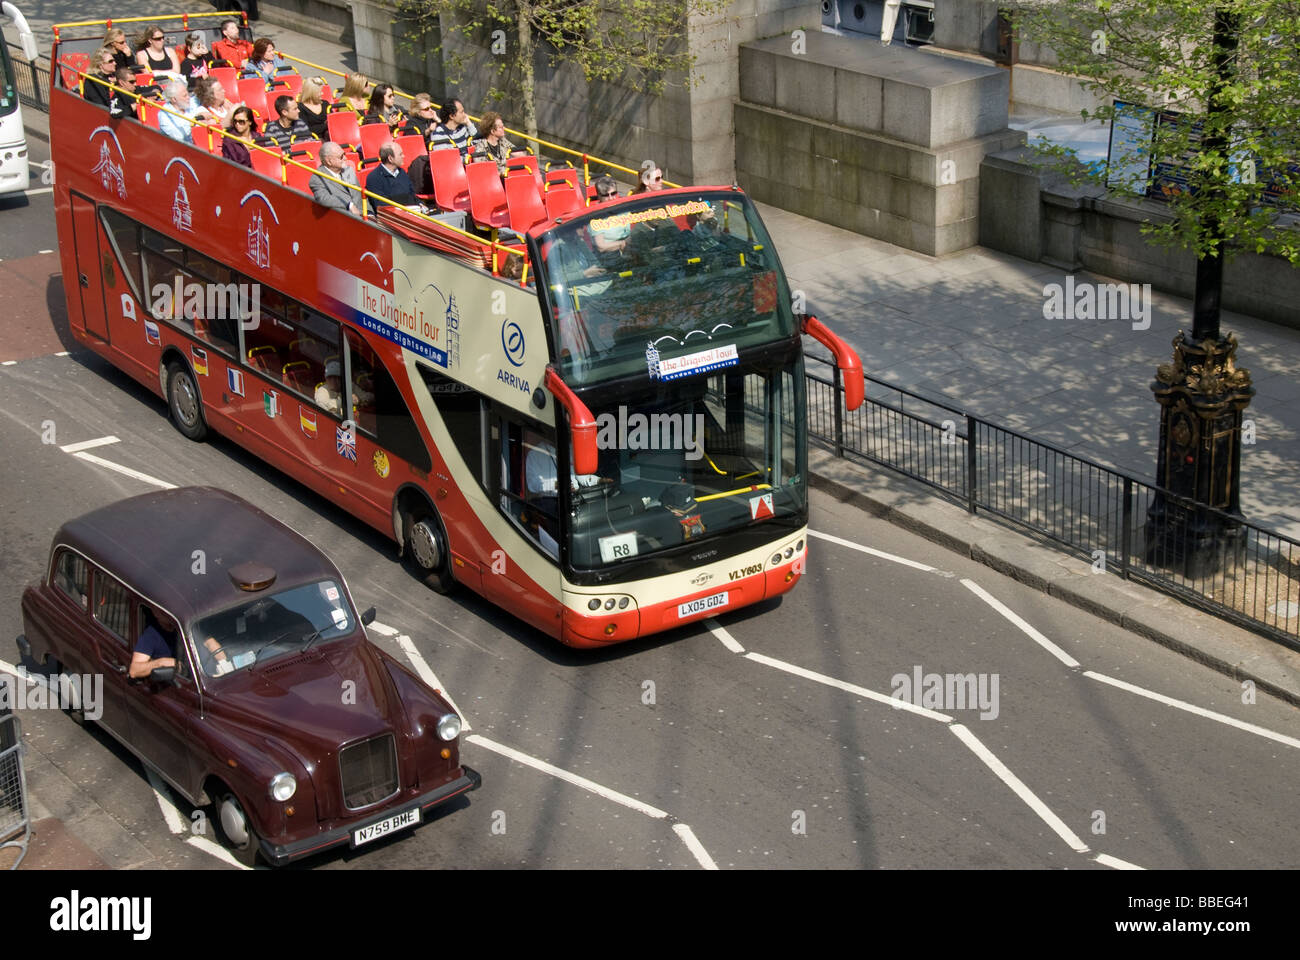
xmin=430 ymin=149 xmax=470 ymax=213
xmin=285 ymin=159 xmax=314 ymax=194
xmin=545 ymin=166 xmax=579 ymax=191
xmin=237 ymin=79 xmax=270 ymax=119
xmin=394 ymin=134 xmax=427 ymax=169
xmin=268 ymin=74 xmax=303 ymax=99
xmin=505 ymin=154 xmax=543 ymax=195
xmin=358 ymin=123 xmax=391 ymax=164
xmin=327 ymin=111 xmax=362 ymax=151
xmin=320 ymin=83 xmax=335 ymax=104
xmin=197 ymin=124 xmax=224 ymax=155
xmin=247 ymin=345 xmax=279 ymax=374
xmin=209 ymin=65 xmax=238 ymax=91
xmin=288 ymin=139 xmax=322 ymax=164
xmin=250 ymin=147 xmax=284 ymax=182
xmin=505 ymin=174 xmax=547 ymax=234
xmin=545 ymin=184 xmax=583 ymax=220
xmin=138 ymin=101 xmax=163 ymax=130
xmin=282 ymin=360 xmax=313 ymax=392
xmin=466 ymin=160 xmax=510 ymax=232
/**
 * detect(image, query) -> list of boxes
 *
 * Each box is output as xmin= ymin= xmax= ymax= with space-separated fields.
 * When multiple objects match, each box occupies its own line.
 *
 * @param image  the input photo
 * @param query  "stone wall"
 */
xmin=980 ymin=146 xmax=1300 ymax=329
xmin=735 ymin=31 xmax=1023 ymax=255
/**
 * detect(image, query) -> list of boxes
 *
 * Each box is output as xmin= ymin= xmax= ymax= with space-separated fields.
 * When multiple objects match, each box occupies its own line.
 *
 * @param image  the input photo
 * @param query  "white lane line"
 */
xmin=70 ymin=451 xmax=176 ymax=489
xmin=60 ymin=435 xmax=120 ymax=453
xmin=949 ymin=723 xmax=1090 ymax=854
xmin=26 ymin=189 xmax=54 ymax=197
xmin=744 ymin=651 xmax=954 ymax=722
xmin=1095 ymin=853 xmax=1145 ymax=870
xmin=960 ymin=578 xmax=1081 ymax=668
xmin=1 ymin=360 xmax=16 ymax=366
xmin=185 ymin=834 xmax=253 ymax=870
xmin=393 ymin=632 xmax=471 ymax=733
xmin=54 ymin=351 xmax=69 ymax=356
xmin=1084 ymin=670 xmax=1300 ymax=750
xmin=808 ymin=529 xmax=938 ymax=572
xmin=144 ymin=769 xmax=188 ymax=836
xmin=466 ymin=734 xmax=669 ymax=819
xmin=672 ymin=824 xmax=719 ymax=870
xmin=366 ymin=620 xmax=399 ymax=637
xmin=0 ymin=659 xmax=33 ymax=681
xmin=705 ymin=618 xmax=744 ymax=653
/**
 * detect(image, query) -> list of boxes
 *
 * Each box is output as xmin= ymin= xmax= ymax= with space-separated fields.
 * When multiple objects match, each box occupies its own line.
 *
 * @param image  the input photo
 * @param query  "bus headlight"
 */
xmin=436 ymin=714 xmax=462 ymax=741
xmin=269 ymin=772 xmax=297 ymax=802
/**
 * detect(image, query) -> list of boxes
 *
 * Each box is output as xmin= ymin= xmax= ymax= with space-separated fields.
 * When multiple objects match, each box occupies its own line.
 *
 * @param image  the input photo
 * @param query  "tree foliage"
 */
xmin=396 ymin=0 xmax=728 ymax=139
xmin=1007 ymin=0 xmax=1300 ymax=265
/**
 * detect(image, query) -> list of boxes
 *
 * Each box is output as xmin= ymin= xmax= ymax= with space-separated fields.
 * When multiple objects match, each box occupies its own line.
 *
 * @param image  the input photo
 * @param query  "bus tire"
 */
xmin=166 ymin=360 xmax=208 ymax=442
xmin=403 ymin=505 xmax=456 ymax=594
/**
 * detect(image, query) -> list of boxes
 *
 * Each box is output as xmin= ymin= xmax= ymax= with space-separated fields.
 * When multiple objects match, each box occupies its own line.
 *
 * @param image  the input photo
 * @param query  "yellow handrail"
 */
xmin=53 ymin=11 xmax=246 ymax=35
xmin=694 ymin=484 xmax=772 ymax=503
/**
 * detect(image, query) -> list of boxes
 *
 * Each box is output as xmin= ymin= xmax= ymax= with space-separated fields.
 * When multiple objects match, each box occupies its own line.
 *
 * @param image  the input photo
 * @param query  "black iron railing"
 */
xmin=804 ymin=354 xmax=1300 ymax=650
xmin=6 ymin=41 xmax=49 ymax=111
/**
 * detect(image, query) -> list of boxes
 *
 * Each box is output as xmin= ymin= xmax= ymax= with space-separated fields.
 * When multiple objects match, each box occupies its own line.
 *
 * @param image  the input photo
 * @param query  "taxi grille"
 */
xmin=339 ymin=734 xmax=399 ymax=809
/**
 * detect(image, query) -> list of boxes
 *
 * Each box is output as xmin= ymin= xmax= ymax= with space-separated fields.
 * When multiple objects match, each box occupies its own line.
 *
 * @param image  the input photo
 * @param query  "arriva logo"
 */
xmin=502 ymin=318 xmax=525 ymax=367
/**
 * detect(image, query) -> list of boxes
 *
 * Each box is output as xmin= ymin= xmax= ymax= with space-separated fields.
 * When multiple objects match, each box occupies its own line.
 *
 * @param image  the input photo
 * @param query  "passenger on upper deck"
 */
xmin=310 ymin=142 xmax=362 ymax=216
xmin=260 ymin=95 xmax=314 ymax=151
xmin=429 ymin=97 xmax=476 ymax=159
xmin=103 ymin=28 xmax=134 ymax=71
xmin=109 ymin=69 xmax=139 ymax=121
xmin=212 ymin=19 xmax=255 ymax=69
xmin=222 ymin=106 xmax=256 ymax=167
xmin=242 ymin=38 xmax=288 ymax=84
xmin=403 ymin=93 xmax=438 ymax=140
xmin=297 ymin=77 xmax=330 ymax=139
xmin=337 ymin=73 xmax=370 ymax=116
xmin=180 ymin=33 xmax=215 ymax=85
xmin=136 ymin=24 xmax=181 ymax=75
xmin=630 ymin=159 xmax=663 ymax=195
xmin=81 ymin=47 xmax=120 ymax=110
xmin=365 ymin=142 xmax=419 ymax=212
xmin=157 ymin=80 xmax=211 ymax=143
xmin=470 ymin=111 xmax=524 ymax=176
xmin=364 ymin=83 xmax=404 ymax=131
xmin=196 ymin=78 xmax=238 ymax=127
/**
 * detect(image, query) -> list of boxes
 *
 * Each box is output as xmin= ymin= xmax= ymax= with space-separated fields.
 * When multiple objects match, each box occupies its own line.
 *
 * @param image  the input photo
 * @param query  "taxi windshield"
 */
xmin=536 ymin=190 xmax=796 ymax=386
xmin=191 ymin=579 xmax=354 ymax=677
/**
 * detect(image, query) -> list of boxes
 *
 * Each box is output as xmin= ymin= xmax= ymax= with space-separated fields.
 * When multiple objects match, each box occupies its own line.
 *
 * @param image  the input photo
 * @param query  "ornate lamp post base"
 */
xmin=1146 ymin=331 xmax=1254 ymax=579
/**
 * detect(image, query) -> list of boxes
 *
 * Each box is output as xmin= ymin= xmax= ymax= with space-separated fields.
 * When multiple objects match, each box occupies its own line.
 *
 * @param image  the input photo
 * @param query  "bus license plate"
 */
xmin=678 ymin=592 xmax=729 ymax=619
xmin=352 ymin=807 xmax=420 ymax=847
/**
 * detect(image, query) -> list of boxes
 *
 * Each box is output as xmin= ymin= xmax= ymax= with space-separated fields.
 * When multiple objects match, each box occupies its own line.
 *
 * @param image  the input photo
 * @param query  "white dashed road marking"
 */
xmin=59 ymin=435 xmax=121 ymax=453
xmin=960 ymin=578 xmax=1080 ymax=668
xmin=808 ymin=528 xmax=939 ymax=572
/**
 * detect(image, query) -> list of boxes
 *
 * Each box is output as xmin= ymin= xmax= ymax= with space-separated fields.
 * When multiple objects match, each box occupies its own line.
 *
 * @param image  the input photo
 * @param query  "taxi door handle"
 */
xmin=112 ymin=663 xmax=126 ymax=674
xmin=79 ymin=273 xmax=89 ymax=288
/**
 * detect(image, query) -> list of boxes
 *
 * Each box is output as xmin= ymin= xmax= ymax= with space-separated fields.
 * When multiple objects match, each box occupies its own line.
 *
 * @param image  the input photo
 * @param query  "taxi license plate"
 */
xmin=678 ymin=591 xmax=729 ymax=618
xmin=352 ymin=807 xmax=420 ymax=848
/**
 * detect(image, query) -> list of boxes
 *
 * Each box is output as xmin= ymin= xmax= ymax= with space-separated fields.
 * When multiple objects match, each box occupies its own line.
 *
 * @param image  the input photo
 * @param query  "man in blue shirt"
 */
xmin=130 ymin=608 xmax=177 ymax=679
xmin=158 ymin=80 xmax=211 ymax=144
xmin=364 ymin=142 xmax=418 ymax=213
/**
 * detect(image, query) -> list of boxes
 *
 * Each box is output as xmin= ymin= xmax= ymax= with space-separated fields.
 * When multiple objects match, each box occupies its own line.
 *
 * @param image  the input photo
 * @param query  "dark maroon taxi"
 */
xmin=17 ymin=487 xmax=479 ymax=866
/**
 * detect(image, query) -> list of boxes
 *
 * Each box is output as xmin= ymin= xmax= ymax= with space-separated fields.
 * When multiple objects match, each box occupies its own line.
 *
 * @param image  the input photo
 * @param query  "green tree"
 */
xmin=396 ymin=0 xmax=728 ymax=141
xmin=1008 ymin=0 xmax=1300 ymax=336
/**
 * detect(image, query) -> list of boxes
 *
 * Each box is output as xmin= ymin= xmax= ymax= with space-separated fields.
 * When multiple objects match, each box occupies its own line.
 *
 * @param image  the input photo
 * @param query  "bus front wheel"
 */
xmin=166 ymin=361 xmax=208 ymax=441
xmin=403 ymin=506 xmax=455 ymax=594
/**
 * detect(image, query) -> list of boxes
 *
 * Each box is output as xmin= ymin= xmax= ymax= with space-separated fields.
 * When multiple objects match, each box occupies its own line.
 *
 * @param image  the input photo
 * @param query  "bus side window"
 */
xmin=415 ymin=367 xmax=485 ymax=490
xmin=498 ymin=419 xmax=559 ymax=559
xmin=99 ymin=208 xmax=144 ymax=302
xmin=344 ymin=330 xmax=432 ymax=473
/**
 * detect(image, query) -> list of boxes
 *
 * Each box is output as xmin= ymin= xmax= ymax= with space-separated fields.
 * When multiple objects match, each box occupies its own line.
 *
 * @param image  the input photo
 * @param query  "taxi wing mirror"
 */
xmin=149 ymin=666 xmax=177 ymax=686
xmin=360 ymin=606 xmax=377 ymax=626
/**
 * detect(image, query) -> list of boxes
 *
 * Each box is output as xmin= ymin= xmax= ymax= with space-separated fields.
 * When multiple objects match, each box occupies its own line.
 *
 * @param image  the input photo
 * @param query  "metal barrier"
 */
xmin=804 ymin=354 xmax=1300 ymax=650
xmin=0 ymin=710 xmax=30 ymax=870
xmin=6 ymin=41 xmax=48 ymax=111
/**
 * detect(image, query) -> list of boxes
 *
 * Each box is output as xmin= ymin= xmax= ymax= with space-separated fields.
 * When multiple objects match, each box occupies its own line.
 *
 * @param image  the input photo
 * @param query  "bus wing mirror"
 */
xmin=543 ymin=365 xmax=599 ymax=476
xmin=2 ymin=3 xmax=38 ymax=60
xmin=801 ymin=314 xmax=864 ymax=412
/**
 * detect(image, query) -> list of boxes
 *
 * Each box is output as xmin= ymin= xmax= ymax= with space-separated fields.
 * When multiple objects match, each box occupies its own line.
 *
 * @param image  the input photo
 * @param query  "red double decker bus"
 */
xmin=49 ymin=13 xmax=863 ymax=647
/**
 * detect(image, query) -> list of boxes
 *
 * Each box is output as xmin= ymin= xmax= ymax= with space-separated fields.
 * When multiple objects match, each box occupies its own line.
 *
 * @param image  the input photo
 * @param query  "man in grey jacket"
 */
xmin=309 ymin=142 xmax=362 ymax=216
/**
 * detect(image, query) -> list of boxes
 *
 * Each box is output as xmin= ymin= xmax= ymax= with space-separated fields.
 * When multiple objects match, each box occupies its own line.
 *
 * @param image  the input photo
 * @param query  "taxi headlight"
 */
xmin=436 ymin=713 xmax=462 ymax=741
xmin=269 ymin=772 xmax=297 ymax=802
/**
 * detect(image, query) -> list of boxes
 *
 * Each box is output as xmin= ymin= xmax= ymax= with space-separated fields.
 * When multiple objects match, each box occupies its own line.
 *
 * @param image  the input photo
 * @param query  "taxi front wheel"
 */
xmin=215 ymin=791 xmax=262 ymax=867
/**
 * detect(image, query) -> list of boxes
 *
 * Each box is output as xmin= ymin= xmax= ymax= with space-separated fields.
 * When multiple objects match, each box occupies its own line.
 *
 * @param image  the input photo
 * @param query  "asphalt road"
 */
xmin=1 ymin=133 xmax=1299 ymax=870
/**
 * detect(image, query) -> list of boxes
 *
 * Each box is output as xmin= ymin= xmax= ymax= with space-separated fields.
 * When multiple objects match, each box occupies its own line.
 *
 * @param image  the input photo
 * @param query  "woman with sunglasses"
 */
xmin=630 ymin=159 xmax=663 ymax=194
xmin=135 ymin=25 xmax=182 ymax=75
xmin=103 ymin=28 xmax=134 ymax=71
xmin=222 ymin=106 xmax=256 ymax=168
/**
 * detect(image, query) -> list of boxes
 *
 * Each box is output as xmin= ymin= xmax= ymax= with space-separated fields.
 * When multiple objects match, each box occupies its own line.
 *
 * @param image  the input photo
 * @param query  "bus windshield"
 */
xmin=536 ymin=190 xmax=797 ymax=387
xmin=0 ymin=41 xmax=19 ymax=119
xmin=560 ymin=352 xmax=806 ymax=571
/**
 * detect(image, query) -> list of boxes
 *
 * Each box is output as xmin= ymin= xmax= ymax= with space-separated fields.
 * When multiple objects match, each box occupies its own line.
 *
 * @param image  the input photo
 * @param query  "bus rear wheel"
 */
xmin=166 ymin=360 xmax=208 ymax=441
xmin=403 ymin=506 xmax=455 ymax=594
